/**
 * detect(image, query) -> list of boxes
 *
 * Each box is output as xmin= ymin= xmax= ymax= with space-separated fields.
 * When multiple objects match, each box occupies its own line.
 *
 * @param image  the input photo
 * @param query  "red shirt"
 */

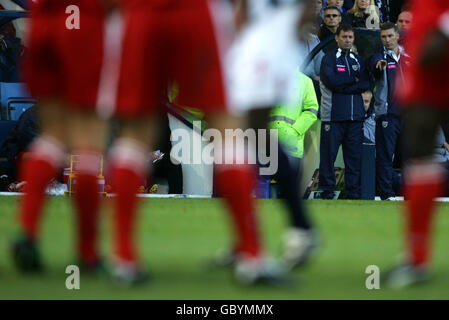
xmin=399 ymin=0 xmax=449 ymax=107
xmin=29 ymin=0 xmax=120 ymax=14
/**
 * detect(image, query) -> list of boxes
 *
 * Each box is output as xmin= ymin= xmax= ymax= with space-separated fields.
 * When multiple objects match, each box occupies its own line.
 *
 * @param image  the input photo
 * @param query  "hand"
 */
xmin=376 ymin=60 xmax=387 ymax=70
xmin=355 ymin=77 xmax=359 ymax=82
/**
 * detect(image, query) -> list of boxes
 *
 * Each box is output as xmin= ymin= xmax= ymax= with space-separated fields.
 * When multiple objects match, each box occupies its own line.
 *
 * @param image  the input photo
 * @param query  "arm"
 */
xmin=312 ymin=50 xmax=325 ymax=81
xmin=337 ymin=58 xmax=371 ymax=94
xmin=368 ymin=53 xmax=385 ymax=79
xmin=320 ymin=53 xmax=357 ymax=92
xmin=292 ymin=76 xmax=319 ymax=136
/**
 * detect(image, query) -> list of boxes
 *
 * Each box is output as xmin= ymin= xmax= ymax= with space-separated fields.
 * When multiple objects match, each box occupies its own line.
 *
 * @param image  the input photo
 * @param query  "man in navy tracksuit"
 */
xmin=319 ymin=24 xmax=370 ymax=199
xmin=369 ymin=22 xmax=410 ymax=200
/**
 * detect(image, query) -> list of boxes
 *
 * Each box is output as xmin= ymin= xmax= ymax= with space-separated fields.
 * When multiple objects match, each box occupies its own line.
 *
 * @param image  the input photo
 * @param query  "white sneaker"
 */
xmin=207 ymin=248 xmax=237 ymax=269
xmin=384 ymin=263 xmax=431 ymax=289
xmin=282 ymin=228 xmax=319 ymax=269
xmin=234 ymin=255 xmax=292 ymax=286
xmin=112 ymin=259 xmax=149 ymax=286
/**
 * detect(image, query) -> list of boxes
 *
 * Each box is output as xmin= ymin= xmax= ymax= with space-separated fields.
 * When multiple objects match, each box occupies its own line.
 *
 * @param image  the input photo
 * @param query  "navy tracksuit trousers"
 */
xmin=319 ymin=121 xmax=363 ymax=199
xmin=375 ymin=114 xmax=401 ymax=200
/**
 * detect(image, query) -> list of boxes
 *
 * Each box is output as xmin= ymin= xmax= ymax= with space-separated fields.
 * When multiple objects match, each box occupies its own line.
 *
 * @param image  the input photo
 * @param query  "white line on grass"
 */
xmin=0 ymin=192 xmax=211 ymax=199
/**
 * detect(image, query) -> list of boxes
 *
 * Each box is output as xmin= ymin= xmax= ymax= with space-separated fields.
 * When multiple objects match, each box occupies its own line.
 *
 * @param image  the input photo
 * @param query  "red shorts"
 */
xmin=116 ymin=1 xmax=227 ymax=118
xmin=24 ymin=1 xmax=119 ymax=113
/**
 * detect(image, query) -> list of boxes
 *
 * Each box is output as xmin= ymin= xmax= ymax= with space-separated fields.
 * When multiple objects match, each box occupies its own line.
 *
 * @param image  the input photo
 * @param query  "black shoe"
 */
xmin=11 ymin=235 xmax=43 ymax=273
xmin=79 ymin=258 xmax=109 ymax=277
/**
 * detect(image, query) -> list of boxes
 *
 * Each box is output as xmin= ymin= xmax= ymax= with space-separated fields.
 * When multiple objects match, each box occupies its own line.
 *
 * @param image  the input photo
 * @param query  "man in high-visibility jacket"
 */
xmin=268 ymin=71 xmax=319 ymax=268
xmin=270 ymin=71 xmax=319 ymax=159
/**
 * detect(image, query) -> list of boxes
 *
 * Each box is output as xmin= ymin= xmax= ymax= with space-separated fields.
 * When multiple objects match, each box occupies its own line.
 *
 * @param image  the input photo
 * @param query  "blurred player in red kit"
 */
xmin=106 ymin=0 xmax=290 ymax=285
xmin=12 ymin=0 xmax=288 ymax=286
xmin=13 ymin=0 xmax=122 ymax=277
xmin=385 ymin=0 xmax=449 ymax=287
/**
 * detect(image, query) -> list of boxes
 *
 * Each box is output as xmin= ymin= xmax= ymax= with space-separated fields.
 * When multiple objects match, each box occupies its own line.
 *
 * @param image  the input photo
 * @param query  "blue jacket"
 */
xmin=319 ymin=48 xmax=371 ymax=122
xmin=369 ymin=46 xmax=410 ymax=118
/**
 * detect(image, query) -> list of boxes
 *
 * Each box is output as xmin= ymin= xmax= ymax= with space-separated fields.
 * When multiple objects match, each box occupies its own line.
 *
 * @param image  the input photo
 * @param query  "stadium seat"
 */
xmin=0 ymin=82 xmax=36 ymax=120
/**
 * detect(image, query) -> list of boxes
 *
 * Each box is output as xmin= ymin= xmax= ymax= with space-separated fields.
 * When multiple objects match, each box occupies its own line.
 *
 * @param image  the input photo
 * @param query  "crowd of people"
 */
xmin=295 ymin=0 xmax=449 ymax=200
xmin=304 ymin=0 xmax=449 ymax=287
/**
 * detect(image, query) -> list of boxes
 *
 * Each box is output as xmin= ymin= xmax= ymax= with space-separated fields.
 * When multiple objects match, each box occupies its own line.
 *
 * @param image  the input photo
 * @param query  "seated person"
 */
xmin=0 ymin=106 xmax=39 ymax=190
xmin=0 ymin=4 xmax=23 ymax=82
xmin=434 ymin=126 xmax=449 ymax=164
xmin=0 ymin=4 xmax=17 ymax=38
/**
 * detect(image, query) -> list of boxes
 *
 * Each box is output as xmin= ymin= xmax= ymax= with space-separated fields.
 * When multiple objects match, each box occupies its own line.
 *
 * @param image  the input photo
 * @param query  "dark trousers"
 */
xmin=375 ymin=114 xmax=401 ymax=199
xmin=274 ymin=146 xmax=311 ymax=230
xmin=319 ymin=121 xmax=363 ymax=199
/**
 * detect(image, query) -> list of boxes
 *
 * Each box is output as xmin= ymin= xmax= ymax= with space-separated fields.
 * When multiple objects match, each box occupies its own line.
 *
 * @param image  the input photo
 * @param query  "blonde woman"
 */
xmin=347 ymin=0 xmax=380 ymax=29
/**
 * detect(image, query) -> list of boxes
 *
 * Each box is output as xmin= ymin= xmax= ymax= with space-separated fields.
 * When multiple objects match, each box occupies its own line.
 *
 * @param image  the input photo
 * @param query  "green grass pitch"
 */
xmin=1 ymin=196 xmax=449 ymax=300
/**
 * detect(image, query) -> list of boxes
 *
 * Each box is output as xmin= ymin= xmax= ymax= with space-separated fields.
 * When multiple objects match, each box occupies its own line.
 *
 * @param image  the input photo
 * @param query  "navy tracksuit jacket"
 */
xmin=369 ymin=46 xmax=410 ymax=199
xmin=319 ymin=48 xmax=371 ymax=198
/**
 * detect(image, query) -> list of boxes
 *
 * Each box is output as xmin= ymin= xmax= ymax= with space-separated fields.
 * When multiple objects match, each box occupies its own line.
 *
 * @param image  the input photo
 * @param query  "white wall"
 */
xmin=167 ymin=114 xmax=214 ymax=196
xmin=167 ymin=114 xmax=333 ymax=197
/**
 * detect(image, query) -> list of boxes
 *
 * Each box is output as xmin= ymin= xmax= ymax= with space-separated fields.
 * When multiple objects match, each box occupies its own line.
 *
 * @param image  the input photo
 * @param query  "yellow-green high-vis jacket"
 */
xmin=269 ymin=71 xmax=319 ymax=158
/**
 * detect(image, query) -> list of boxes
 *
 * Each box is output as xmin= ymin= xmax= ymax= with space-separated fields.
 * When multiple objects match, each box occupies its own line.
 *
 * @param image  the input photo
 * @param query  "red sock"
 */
xmin=215 ymin=165 xmax=261 ymax=258
xmin=112 ymin=166 xmax=143 ymax=262
xmin=404 ymin=162 xmax=446 ymax=266
xmin=72 ymin=151 xmax=102 ymax=265
xmin=108 ymin=138 xmax=147 ymax=263
xmin=19 ymin=137 xmax=63 ymax=240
